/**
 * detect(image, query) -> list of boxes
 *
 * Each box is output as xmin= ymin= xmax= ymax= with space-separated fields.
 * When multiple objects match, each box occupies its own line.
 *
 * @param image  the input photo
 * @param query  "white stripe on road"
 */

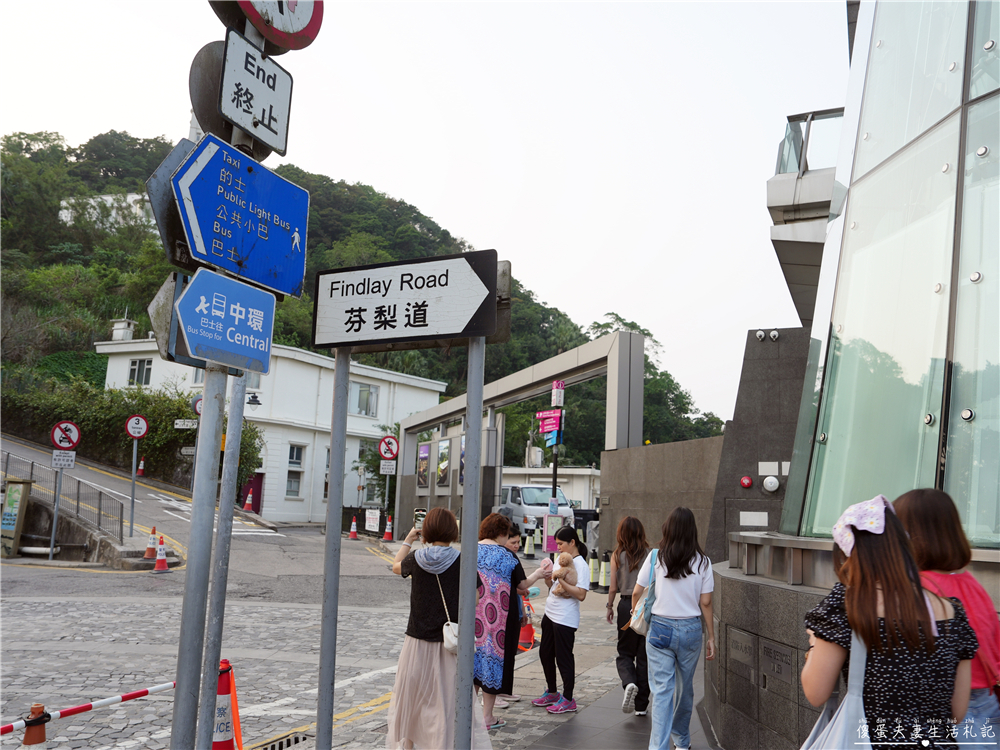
xmin=163 ymin=510 xmax=190 ymax=522
xmin=300 ymin=665 xmax=399 ymax=695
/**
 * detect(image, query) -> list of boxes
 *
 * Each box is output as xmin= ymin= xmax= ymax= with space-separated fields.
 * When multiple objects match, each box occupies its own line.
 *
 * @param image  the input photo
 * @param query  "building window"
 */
xmin=286 ymin=445 xmax=304 ymax=497
xmin=128 ymin=359 xmax=152 ymax=386
xmin=191 ymin=368 xmax=205 ymax=386
xmin=246 ymin=371 xmax=261 ymax=390
xmin=349 ymin=382 xmax=379 ymax=417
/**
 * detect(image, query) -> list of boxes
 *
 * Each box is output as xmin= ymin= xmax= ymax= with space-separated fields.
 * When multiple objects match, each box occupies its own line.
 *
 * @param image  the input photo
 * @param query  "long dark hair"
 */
xmin=894 ymin=488 xmax=972 ymax=572
xmin=657 ymin=507 xmax=706 ymax=579
xmin=834 ymin=510 xmax=934 ymax=653
xmin=554 ymin=525 xmax=587 ymax=560
xmin=613 ymin=516 xmax=649 ymax=572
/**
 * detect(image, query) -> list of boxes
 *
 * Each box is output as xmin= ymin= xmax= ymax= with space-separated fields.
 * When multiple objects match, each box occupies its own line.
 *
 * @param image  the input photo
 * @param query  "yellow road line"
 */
xmin=245 ymin=693 xmax=393 ymax=750
xmin=365 ymin=546 xmax=395 ymax=564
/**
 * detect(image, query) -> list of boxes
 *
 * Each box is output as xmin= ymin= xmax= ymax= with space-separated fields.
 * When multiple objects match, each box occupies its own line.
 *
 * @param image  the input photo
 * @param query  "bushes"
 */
xmin=1 ymin=374 xmax=262 ymax=488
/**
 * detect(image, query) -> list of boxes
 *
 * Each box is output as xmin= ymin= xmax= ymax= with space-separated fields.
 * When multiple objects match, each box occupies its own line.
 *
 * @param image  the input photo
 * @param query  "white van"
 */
xmin=496 ymin=485 xmax=575 ymax=537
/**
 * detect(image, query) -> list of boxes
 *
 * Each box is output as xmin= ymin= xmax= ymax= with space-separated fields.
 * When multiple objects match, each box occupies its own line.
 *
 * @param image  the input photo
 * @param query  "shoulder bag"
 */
xmin=800 ymin=631 xmax=872 ymax=750
xmin=436 ymin=574 xmax=460 ymax=655
xmin=625 ymin=551 xmax=658 ymax=636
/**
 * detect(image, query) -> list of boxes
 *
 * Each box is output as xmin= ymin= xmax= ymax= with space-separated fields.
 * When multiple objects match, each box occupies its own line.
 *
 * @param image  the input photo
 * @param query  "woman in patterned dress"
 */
xmin=475 ymin=513 xmax=547 ymax=730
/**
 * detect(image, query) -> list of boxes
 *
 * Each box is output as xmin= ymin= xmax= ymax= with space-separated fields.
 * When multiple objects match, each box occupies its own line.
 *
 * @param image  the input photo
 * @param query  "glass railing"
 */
xmin=776 ymin=108 xmax=845 ymax=175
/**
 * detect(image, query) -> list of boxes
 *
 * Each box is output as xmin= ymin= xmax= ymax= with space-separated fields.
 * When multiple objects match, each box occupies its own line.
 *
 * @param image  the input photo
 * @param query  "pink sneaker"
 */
xmin=546 ymin=697 xmax=577 ymax=714
xmin=531 ymin=691 xmax=561 ymax=707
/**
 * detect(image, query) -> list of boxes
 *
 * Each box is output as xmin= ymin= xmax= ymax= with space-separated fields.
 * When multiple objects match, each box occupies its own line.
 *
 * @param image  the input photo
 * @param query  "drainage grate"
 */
xmin=249 ymin=730 xmax=313 ymax=750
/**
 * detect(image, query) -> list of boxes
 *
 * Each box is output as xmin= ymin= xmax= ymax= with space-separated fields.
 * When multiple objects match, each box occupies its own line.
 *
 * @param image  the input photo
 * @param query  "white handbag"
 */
xmin=800 ymin=631 xmax=872 ymax=750
xmin=436 ymin=574 xmax=460 ymax=655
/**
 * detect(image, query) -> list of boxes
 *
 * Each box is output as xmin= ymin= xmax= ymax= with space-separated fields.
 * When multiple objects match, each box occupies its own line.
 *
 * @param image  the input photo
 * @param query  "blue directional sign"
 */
xmin=170 ymin=133 xmax=309 ymax=297
xmin=175 ymin=268 xmax=276 ymax=373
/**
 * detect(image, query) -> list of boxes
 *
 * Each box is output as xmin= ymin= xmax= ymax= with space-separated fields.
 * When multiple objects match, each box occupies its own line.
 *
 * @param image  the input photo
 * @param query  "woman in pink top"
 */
xmin=895 ymin=488 xmax=1000 ymax=750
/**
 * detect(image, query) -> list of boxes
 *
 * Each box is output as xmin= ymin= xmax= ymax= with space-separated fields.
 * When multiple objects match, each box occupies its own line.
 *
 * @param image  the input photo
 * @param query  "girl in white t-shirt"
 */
xmin=632 ymin=508 xmax=715 ymax=750
xmin=531 ymin=526 xmax=591 ymax=715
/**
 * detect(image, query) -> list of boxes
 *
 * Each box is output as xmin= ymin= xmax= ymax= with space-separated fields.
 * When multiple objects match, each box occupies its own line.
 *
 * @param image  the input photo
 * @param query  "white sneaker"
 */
xmin=622 ymin=683 xmax=638 ymax=714
xmin=634 ymin=709 xmax=648 ymax=716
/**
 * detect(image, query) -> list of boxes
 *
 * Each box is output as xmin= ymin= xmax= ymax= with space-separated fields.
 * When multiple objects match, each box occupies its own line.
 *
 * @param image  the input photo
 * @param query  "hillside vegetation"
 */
xmin=1 ymin=130 xmax=722 ymax=469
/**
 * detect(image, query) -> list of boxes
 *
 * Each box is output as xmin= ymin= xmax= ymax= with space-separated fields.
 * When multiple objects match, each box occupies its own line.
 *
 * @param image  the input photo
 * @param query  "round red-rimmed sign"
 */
xmin=126 ymin=414 xmax=149 ymax=440
xmin=237 ymin=1 xmax=324 ymax=51
xmin=51 ymin=420 xmax=81 ymax=450
xmin=378 ymin=436 xmax=399 ymax=461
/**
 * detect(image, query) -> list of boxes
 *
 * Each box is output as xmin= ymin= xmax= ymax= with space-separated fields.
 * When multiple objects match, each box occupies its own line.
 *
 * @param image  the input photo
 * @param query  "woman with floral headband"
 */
xmin=801 ymin=495 xmax=979 ymax=750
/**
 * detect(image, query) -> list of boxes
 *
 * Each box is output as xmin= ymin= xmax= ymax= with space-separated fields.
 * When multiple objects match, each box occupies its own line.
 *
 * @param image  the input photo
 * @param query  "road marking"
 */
xmin=300 ymin=665 xmax=398 ymax=695
xmin=81 ymin=480 xmax=133 ymax=501
xmin=163 ymin=510 xmax=191 ymax=523
xmin=95 ymin=727 xmax=173 ymax=749
xmin=230 ymin=531 xmax=286 ymax=537
xmin=365 ymin=546 xmax=395 ymax=564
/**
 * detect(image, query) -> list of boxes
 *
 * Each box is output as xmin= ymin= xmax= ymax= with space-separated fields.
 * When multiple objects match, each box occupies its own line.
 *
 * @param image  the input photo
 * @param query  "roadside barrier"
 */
xmin=213 ymin=660 xmax=244 ymax=750
xmin=348 ymin=517 xmax=359 ymax=540
xmin=243 ymin=489 xmax=254 ymax=512
xmin=1 ymin=450 xmax=125 ymax=543
xmin=589 ymin=548 xmax=599 ymax=587
xmin=524 ymin=530 xmax=535 ymax=559
xmin=136 ymin=456 xmax=145 ymax=477
xmin=151 ymin=535 xmax=170 ymax=573
xmin=382 ymin=516 xmax=393 ymax=542
xmin=0 ymin=682 xmax=176 ymax=742
xmin=144 ymin=526 xmax=158 ymax=559
xmin=533 ymin=527 xmax=541 ymax=548
xmin=597 ymin=551 xmax=610 ymax=594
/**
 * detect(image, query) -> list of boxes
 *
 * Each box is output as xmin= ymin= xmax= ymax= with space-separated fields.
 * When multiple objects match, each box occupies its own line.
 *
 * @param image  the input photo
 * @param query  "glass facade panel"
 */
xmin=970 ymin=0 xmax=1000 ymax=99
xmin=854 ymin=1 xmax=968 ymax=179
xmin=944 ymin=94 xmax=999 ymax=546
xmin=804 ymin=115 xmax=843 ymax=172
xmin=804 ymin=114 xmax=961 ymax=536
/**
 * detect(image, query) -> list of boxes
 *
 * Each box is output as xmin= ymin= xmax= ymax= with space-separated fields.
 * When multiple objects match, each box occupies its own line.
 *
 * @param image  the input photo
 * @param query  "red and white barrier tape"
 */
xmin=0 ymin=681 xmax=176 ymax=735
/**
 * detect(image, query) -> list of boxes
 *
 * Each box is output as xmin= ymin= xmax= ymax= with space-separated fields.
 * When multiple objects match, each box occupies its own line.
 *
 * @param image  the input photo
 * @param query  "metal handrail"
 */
xmin=1 ymin=450 xmax=124 ymax=543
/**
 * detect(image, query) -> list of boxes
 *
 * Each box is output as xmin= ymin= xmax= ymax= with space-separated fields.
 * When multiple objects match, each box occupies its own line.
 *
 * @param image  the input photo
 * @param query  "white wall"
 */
xmin=96 ymin=338 xmax=446 ymax=522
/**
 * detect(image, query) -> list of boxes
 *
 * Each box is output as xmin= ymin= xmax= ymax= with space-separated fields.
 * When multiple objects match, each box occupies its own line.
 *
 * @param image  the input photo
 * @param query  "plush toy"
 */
xmin=551 ymin=552 xmax=578 ymax=597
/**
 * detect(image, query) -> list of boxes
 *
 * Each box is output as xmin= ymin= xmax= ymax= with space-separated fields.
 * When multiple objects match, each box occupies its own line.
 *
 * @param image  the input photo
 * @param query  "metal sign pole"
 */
xmin=48 ymin=468 xmax=64 ymax=561
xmin=129 ymin=438 xmax=138 ymax=537
xmin=316 ymin=346 xmax=352 ymax=749
xmin=171 ymin=364 xmax=227 ymax=748
xmin=454 ymin=335 xmax=485 ymax=749
xmin=196 ymin=372 xmax=248 ymax=748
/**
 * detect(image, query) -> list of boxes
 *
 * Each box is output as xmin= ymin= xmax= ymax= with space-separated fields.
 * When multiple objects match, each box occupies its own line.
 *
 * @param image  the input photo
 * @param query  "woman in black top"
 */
xmin=387 ymin=507 xmax=464 ymax=750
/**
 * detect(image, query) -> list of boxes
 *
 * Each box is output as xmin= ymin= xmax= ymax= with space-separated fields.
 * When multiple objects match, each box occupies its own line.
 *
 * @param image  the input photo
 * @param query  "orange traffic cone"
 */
xmin=242 ymin=490 xmax=253 ymax=512
xmin=212 ymin=660 xmax=238 ymax=750
xmin=143 ymin=526 xmax=158 ymax=559
xmin=137 ymin=456 xmax=145 ymax=477
xmin=349 ymin=516 xmax=359 ymax=540
xmin=382 ymin=515 xmax=393 ymax=542
xmin=151 ymin=536 xmax=170 ymax=573
xmin=21 ymin=703 xmax=47 ymax=746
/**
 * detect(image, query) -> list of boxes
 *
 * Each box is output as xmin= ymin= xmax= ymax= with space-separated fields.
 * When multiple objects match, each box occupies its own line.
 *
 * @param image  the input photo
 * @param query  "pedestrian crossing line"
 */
xmin=365 ymin=546 xmax=395 ymax=564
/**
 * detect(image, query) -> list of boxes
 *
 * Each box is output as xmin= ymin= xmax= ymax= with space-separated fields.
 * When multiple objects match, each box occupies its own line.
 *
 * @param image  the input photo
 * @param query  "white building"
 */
xmin=95 ymin=327 xmax=446 ymax=522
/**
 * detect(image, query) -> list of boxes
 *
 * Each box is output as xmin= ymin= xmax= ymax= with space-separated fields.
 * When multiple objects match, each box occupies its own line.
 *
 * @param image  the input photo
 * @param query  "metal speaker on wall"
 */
xmin=189 ymin=41 xmax=273 ymax=162
xmin=762 ymin=476 xmax=780 ymax=493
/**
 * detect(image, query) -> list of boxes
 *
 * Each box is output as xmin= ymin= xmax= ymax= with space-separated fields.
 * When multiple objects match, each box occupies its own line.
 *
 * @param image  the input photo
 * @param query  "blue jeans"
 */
xmin=963 ymin=688 xmax=1000 ymax=750
xmin=645 ymin=615 xmax=702 ymax=750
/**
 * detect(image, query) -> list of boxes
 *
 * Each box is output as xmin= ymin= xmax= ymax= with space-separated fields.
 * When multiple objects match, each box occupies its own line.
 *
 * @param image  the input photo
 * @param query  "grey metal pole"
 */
xmin=196 ymin=372 xmax=248 ymax=749
xmin=171 ymin=364 xmax=227 ymax=748
xmin=454 ymin=336 xmax=485 ymax=749
xmin=316 ymin=347 xmax=352 ymax=749
xmin=48 ymin=468 xmax=64 ymax=561
xmin=129 ymin=438 xmax=138 ymax=537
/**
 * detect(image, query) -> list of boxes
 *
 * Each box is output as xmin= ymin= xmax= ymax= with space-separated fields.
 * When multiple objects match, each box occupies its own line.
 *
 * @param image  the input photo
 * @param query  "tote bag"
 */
xmin=800 ymin=631 xmax=872 ymax=750
xmin=625 ymin=551 xmax=658 ymax=636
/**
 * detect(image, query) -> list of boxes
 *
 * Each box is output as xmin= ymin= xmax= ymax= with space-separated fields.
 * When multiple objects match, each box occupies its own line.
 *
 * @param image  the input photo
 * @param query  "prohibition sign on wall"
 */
xmin=378 ymin=436 xmax=399 ymax=461
xmin=51 ymin=421 xmax=81 ymax=450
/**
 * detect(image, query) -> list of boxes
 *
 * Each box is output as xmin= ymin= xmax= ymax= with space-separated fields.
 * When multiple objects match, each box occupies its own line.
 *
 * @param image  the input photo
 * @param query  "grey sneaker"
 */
xmin=622 ymin=683 xmax=638 ymax=714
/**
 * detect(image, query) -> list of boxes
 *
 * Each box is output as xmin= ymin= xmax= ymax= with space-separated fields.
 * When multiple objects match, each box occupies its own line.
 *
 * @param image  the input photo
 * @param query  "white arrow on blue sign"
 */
xmin=175 ymin=268 xmax=276 ymax=373
xmin=171 ymin=133 xmax=309 ymax=297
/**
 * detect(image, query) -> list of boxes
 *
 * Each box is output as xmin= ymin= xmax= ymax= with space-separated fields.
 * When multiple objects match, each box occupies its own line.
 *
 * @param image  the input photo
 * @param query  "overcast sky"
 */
xmin=0 ymin=1 xmax=850 ymax=420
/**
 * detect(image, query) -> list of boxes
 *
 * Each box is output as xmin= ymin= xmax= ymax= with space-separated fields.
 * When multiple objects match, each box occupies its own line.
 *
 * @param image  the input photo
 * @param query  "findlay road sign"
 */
xmin=175 ymin=268 xmax=276 ymax=373
xmin=220 ymin=28 xmax=293 ymax=155
xmin=313 ymin=250 xmax=497 ymax=349
xmin=170 ymin=133 xmax=309 ymax=297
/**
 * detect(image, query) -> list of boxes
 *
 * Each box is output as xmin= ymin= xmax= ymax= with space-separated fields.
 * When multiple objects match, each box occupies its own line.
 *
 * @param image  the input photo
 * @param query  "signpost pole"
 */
xmin=171 ymin=364 xmax=227 ymax=748
xmin=316 ymin=346 xmax=352 ymax=750
xmin=197 ymin=372 xmax=248 ymax=749
xmin=454 ymin=335 xmax=485 ymax=749
xmin=48 ymin=469 xmax=64 ymax=561
xmin=550 ymin=444 xmax=559 ymax=515
xmin=130 ymin=438 xmax=138 ymax=537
